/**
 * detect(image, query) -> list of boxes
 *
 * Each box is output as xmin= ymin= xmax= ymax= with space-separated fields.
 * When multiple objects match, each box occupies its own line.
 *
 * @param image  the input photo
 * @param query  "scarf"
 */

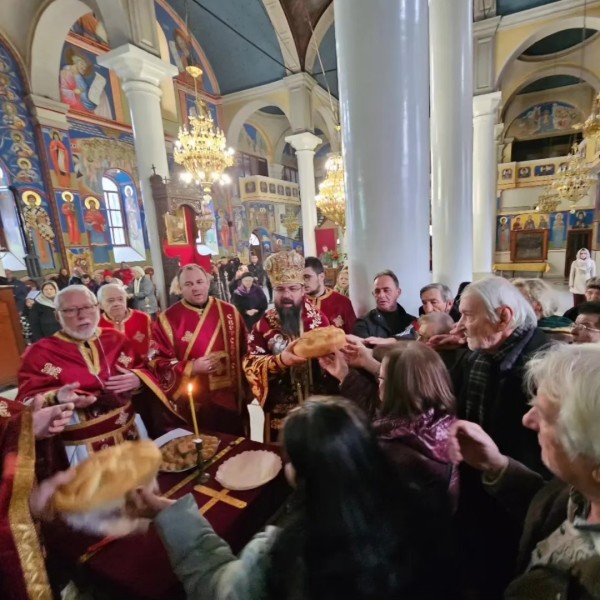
xmin=464 ymin=326 xmax=535 ymax=428
xmin=134 ymin=277 xmax=141 ymax=295
xmin=35 ymin=282 xmax=59 ymax=309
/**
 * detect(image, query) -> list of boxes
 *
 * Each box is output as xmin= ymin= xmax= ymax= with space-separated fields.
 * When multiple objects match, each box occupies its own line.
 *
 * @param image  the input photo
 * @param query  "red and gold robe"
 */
xmin=0 ymin=399 xmax=53 ymax=600
xmin=307 ymin=288 xmax=357 ymax=334
xmin=17 ymin=329 xmax=182 ymax=460
xmin=99 ymin=309 xmax=152 ymax=362
xmin=243 ymin=301 xmax=337 ymax=441
xmin=150 ymin=298 xmax=247 ymax=435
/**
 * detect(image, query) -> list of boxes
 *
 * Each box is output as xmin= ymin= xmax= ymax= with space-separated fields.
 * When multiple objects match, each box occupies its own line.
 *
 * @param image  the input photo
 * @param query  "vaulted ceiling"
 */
xmin=165 ymin=0 xmax=583 ymax=98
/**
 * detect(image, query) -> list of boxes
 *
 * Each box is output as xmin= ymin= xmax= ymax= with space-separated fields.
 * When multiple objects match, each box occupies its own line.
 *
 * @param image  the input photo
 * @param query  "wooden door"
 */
xmin=0 ymin=286 xmax=25 ymax=388
xmin=564 ymin=228 xmax=593 ymax=278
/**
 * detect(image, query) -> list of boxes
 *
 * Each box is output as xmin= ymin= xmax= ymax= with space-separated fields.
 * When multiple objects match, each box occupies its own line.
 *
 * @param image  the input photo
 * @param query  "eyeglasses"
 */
xmin=59 ymin=304 xmax=98 ymax=317
xmin=572 ymin=322 xmax=600 ymax=333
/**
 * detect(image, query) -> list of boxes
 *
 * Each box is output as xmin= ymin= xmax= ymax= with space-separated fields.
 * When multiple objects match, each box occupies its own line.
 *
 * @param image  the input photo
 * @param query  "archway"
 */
xmin=226 ymin=99 xmax=291 ymax=149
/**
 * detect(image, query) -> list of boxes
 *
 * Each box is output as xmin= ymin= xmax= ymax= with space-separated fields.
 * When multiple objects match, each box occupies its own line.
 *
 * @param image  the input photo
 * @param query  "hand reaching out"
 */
xmin=318 ymin=350 xmax=349 ymax=383
xmin=280 ymin=340 xmax=307 ymax=368
xmin=56 ymin=382 xmax=96 ymax=409
xmin=106 ymin=366 xmax=141 ymax=394
xmin=29 ymin=468 xmax=75 ymax=519
xmin=32 ymin=394 xmax=74 ymax=439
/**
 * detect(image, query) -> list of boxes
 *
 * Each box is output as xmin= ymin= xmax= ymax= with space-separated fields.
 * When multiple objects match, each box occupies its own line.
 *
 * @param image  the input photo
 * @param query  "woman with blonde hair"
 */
xmin=569 ymin=247 xmax=596 ymax=306
xmin=127 ymin=265 xmax=158 ymax=318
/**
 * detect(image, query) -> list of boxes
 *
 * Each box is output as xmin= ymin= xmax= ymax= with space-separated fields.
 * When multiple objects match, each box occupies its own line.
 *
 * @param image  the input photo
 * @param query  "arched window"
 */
xmin=102 ymin=176 xmax=129 ymax=246
xmin=0 ymin=165 xmax=27 ymax=269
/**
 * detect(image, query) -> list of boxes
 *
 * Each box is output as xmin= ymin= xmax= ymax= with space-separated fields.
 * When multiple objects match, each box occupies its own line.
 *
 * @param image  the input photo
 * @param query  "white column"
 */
xmin=98 ymin=44 xmax=177 ymax=309
xmin=473 ymin=92 xmax=502 ymax=279
xmin=285 ymin=131 xmax=321 ymax=257
xmin=334 ymin=0 xmax=430 ymax=317
xmin=430 ymin=0 xmax=474 ymax=294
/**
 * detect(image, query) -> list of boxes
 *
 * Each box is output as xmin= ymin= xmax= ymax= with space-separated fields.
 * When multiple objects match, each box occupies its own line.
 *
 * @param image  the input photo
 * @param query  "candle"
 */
xmin=187 ymin=382 xmax=200 ymax=439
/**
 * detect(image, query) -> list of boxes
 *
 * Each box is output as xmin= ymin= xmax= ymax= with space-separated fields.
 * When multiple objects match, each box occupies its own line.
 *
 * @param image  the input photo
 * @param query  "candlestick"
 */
xmin=195 ymin=438 xmax=210 ymax=483
xmin=187 ymin=382 xmax=200 ymax=439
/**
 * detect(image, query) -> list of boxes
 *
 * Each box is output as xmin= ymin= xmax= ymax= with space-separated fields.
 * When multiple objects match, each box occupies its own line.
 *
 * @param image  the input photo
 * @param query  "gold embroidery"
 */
xmin=133 ymin=331 xmax=146 ymax=343
xmin=117 ymin=352 xmax=133 ymax=368
xmin=115 ymin=410 xmax=129 ymax=427
xmin=195 ymin=485 xmax=247 ymax=514
xmin=9 ymin=409 xmax=53 ymax=599
xmin=333 ymin=315 xmax=345 ymax=328
xmin=41 ymin=362 xmax=62 ymax=379
xmin=0 ymin=400 xmax=10 ymax=417
xmin=181 ymin=331 xmax=194 ymax=343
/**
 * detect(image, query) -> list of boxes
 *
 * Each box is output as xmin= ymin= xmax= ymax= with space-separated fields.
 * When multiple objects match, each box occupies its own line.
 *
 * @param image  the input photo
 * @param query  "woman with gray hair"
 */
xmin=450 ymin=343 xmax=600 ymax=599
xmin=127 ymin=265 xmax=158 ymax=318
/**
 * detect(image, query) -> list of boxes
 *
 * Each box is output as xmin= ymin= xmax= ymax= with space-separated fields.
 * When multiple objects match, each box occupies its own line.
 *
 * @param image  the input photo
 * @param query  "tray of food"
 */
xmin=155 ymin=429 xmax=220 ymax=473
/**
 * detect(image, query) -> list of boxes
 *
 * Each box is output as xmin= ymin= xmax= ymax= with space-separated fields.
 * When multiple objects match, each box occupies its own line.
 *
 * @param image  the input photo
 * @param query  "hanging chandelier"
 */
xmin=315 ymin=150 xmax=346 ymax=231
xmin=174 ymin=66 xmax=234 ymax=203
xmin=535 ymin=187 xmax=561 ymax=213
xmin=579 ymin=92 xmax=600 ymax=142
xmin=550 ymin=143 xmax=595 ymax=205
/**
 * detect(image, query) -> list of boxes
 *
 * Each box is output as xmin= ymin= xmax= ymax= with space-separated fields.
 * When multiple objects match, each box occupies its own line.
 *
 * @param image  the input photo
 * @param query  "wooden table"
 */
xmin=44 ymin=433 xmax=291 ymax=600
xmin=493 ymin=262 xmax=550 ymax=278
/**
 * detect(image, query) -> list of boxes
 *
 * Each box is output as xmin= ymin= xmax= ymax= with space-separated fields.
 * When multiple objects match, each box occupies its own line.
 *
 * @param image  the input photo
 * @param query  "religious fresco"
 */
xmin=66 ymin=247 xmax=94 ymax=274
xmin=549 ymin=212 xmax=568 ymax=249
xmin=238 ymin=124 xmax=270 ymax=158
xmin=119 ymin=180 xmax=145 ymax=257
xmin=570 ymin=209 xmax=594 ymax=229
xmin=247 ymin=202 xmax=276 ymax=232
xmin=43 ymin=128 xmax=74 ymax=189
xmin=179 ymin=89 xmax=220 ymax=127
xmin=155 ymin=0 xmax=217 ymax=94
xmin=496 ymin=216 xmax=511 ymax=252
xmin=82 ymin=195 xmax=108 ymax=247
xmin=70 ymin=13 xmax=109 ymax=47
xmin=56 ymin=190 xmax=86 ymax=247
xmin=21 ymin=190 xmax=56 ymax=269
xmin=507 ymin=101 xmax=583 ymax=138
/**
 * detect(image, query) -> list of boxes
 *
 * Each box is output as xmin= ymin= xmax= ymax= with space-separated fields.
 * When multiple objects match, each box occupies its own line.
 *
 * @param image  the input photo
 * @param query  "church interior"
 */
xmin=2 ymin=1 xmax=600 ymax=599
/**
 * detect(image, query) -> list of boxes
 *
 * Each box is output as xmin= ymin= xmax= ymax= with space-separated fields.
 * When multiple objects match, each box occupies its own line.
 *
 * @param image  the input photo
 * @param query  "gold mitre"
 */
xmin=264 ymin=250 xmax=304 ymax=286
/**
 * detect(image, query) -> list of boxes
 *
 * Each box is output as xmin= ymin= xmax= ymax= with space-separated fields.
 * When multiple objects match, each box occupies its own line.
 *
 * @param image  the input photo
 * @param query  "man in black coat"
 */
xmin=0 ymin=269 xmax=28 ymax=313
xmin=353 ymin=269 xmax=417 ymax=341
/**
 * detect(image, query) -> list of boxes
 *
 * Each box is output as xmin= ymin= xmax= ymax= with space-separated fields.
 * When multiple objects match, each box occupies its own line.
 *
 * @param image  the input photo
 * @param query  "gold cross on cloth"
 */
xmin=194 ymin=485 xmax=248 ymax=515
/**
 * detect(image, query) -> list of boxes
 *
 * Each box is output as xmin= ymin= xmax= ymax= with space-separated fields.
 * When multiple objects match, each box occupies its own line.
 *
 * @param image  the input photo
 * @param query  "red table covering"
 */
xmin=43 ymin=433 xmax=290 ymax=600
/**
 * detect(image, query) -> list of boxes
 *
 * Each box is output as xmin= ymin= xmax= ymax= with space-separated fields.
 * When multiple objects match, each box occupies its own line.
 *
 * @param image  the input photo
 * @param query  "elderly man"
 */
xmin=417 ymin=312 xmax=454 ymax=343
xmin=353 ymin=269 xmax=417 ymax=342
xmin=151 ymin=264 xmax=247 ymax=435
xmin=571 ymin=301 xmax=600 ymax=344
xmin=98 ymin=283 xmax=152 ymax=360
xmin=420 ymin=283 xmax=460 ymax=321
xmin=450 ymin=343 xmax=600 ymax=598
xmin=303 ymin=256 xmax=356 ymax=334
xmin=243 ymin=250 xmax=335 ymax=441
xmin=17 ymin=285 xmax=179 ymax=464
xmin=564 ymin=276 xmax=600 ymax=321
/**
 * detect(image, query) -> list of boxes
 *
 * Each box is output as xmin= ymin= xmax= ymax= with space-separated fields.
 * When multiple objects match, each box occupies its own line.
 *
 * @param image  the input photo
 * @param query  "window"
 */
xmin=102 ymin=176 xmax=128 ymax=246
xmin=236 ymin=152 xmax=268 ymax=178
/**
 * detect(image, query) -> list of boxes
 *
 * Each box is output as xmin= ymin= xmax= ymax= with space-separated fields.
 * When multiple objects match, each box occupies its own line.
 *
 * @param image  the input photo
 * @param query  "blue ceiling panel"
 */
xmin=312 ymin=24 xmax=338 ymax=98
xmin=166 ymin=0 xmax=287 ymax=95
xmin=497 ymin=0 xmax=561 ymax=16
xmin=519 ymin=74 xmax=582 ymax=94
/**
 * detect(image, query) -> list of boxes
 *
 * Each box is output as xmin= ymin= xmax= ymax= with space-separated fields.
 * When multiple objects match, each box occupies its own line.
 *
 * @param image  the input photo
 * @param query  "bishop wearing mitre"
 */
xmin=150 ymin=264 xmax=247 ymax=435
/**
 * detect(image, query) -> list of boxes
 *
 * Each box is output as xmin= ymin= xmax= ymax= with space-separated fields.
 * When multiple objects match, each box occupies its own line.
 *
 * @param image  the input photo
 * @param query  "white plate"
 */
xmin=153 ymin=428 xmax=194 ymax=448
xmin=215 ymin=450 xmax=282 ymax=491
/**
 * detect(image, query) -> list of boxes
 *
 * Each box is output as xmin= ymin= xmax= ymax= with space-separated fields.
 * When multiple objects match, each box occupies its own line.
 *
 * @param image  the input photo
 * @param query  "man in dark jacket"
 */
xmin=564 ymin=276 xmax=600 ymax=321
xmin=353 ymin=269 xmax=417 ymax=340
xmin=448 ymin=276 xmax=550 ymax=598
xmin=0 ymin=269 xmax=29 ymax=313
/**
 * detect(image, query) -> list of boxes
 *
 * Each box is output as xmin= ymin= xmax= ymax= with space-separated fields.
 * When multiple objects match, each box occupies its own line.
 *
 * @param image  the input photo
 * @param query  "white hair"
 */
xmin=511 ymin=278 xmax=558 ymax=319
xmin=461 ymin=276 xmax=537 ymax=329
xmin=132 ymin=266 xmax=146 ymax=278
xmin=420 ymin=283 xmax=453 ymax=303
xmin=97 ymin=283 xmax=127 ymax=305
xmin=54 ymin=284 xmax=97 ymax=310
xmin=526 ymin=343 xmax=600 ymax=462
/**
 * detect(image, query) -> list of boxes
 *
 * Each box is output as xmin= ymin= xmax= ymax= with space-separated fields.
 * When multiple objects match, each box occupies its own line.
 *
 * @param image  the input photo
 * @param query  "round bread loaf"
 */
xmin=293 ymin=326 xmax=347 ymax=359
xmin=53 ymin=440 xmax=162 ymax=514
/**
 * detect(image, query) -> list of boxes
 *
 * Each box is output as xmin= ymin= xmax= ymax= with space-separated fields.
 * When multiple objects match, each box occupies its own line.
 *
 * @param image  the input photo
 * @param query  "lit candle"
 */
xmin=187 ymin=382 xmax=200 ymax=439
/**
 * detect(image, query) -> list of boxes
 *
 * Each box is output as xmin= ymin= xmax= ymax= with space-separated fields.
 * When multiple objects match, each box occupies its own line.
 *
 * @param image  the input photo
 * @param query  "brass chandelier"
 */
xmin=174 ymin=66 xmax=234 ymax=202
xmin=550 ymin=143 xmax=595 ymax=205
xmin=535 ymin=187 xmax=561 ymax=213
xmin=315 ymin=150 xmax=346 ymax=231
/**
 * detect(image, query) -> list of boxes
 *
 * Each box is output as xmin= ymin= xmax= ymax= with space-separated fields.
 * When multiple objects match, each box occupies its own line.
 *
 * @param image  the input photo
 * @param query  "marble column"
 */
xmin=284 ymin=131 xmax=321 ymax=257
xmin=473 ymin=92 xmax=502 ymax=279
xmin=334 ymin=0 xmax=430 ymax=316
xmin=430 ymin=0 xmax=474 ymax=294
xmin=98 ymin=45 xmax=177 ymax=308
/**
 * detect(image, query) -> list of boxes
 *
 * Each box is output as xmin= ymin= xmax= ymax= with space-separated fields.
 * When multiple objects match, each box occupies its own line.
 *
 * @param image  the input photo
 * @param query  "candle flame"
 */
xmin=187 ymin=383 xmax=193 ymax=394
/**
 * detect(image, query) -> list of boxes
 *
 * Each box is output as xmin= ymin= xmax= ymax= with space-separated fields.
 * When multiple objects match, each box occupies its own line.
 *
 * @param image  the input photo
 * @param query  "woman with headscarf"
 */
xmin=28 ymin=281 xmax=61 ymax=342
xmin=569 ymin=248 xmax=596 ymax=306
xmin=231 ymin=272 xmax=268 ymax=331
xmin=127 ymin=265 xmax=159 ymax=318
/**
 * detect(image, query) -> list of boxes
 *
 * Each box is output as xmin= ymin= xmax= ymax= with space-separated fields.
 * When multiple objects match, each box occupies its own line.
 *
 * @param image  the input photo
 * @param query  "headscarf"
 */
xmin=575 ymin=248 xmax=594 ymax=270
xmin=35 ymin=280 xmax=59 ymax=309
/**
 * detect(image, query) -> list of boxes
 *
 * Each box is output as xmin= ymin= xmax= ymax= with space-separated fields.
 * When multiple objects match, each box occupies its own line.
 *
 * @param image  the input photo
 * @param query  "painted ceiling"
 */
xmin=165 ymin=0 xmax=588 ymax=100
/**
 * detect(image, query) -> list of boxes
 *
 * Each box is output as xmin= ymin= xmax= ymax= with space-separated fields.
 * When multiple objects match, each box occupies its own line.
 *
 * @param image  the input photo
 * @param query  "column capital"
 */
xmin=97 ymin=44 xmax=177 ymax=86
xmin=25 ymin=94 xmax=70 ymax=129
xmin=285 ymin=131 xmax=321 ymax=153
xmin=473 ymin=91 xmax=502 ymax=118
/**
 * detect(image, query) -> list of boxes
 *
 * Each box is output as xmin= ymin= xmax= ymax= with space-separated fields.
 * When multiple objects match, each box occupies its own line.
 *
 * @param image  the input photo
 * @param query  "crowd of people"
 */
xmin=2 ymin=247 xmax=600 ymax=600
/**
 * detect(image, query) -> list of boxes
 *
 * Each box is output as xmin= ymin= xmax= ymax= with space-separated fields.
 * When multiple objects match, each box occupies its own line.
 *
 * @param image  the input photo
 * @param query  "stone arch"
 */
xmin=155 ymin=20 xmax=178 ymax=121
xmin=226 ymin=99 xmax=291 ymax=150
xmin=496 ymin=16 xmax=600 ymax=89
xmin=501 ymin=65 xmax=600 ymax=121
xmin=274 ymin=127 xmax=293 ymax=164
xmin=314 ymin=104 xmax=339 ymax=151
xmin=305 ymin=4 xmax=334 ymax=73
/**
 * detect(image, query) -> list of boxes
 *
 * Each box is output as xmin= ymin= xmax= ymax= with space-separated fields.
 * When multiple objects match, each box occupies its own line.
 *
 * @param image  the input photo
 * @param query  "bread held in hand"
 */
xmin=293 ymin=326 xmax=347 ymax=359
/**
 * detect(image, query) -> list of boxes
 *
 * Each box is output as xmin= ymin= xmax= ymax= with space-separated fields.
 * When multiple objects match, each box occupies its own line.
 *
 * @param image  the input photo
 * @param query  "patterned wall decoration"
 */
xmin=238 ymin=124 xmax=270 ymax=158
xmin=507 ymin=101 xmax=583 ymax=139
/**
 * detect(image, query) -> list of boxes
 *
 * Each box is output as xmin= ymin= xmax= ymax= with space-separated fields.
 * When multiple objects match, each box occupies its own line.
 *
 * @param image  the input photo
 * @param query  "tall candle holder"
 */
xmin=195 ymin=438 xmax=210 ymax=483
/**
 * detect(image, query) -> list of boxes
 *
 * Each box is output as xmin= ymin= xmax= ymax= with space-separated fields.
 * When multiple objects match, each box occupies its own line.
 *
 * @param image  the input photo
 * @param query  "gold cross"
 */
xmin=194 ymin=485 xmax=247 ymax=515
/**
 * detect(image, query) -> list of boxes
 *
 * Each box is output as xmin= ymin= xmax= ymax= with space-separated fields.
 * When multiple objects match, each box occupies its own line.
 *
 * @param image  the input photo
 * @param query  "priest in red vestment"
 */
xmin=0 ymin=396 xmax=74 ymax=600
xmin=98 ymin=283 xmax=152 ymax=361
xmin=17 ymin=286 xmax=183 ymax=464
xmin=303 ymin=256 xmax=357 ymax=334
xmin=150 ymin=264 xmax=247 ymax=435
xmin=243 ymin=250 xmax=337 ymax=441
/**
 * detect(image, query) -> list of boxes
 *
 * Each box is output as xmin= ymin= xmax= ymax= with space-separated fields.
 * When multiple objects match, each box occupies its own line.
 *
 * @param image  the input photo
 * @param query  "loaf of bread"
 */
xmin=293 ymin=326 xmax=347 ymax=359
xmin=53 ymin=440 xmax=162 ymax=514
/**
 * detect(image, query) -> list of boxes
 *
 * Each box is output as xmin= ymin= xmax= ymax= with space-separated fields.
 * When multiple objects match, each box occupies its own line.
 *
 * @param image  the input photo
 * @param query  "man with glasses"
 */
xmin=17 ymin=285 xmax=179 ymax=465
xmin=243 ymin=250 xmax=335 ymax=441
xmin=571 ymin=302 xmax=600 ymax=344
xmin=564 ymin=276 xmax=600 ymax=321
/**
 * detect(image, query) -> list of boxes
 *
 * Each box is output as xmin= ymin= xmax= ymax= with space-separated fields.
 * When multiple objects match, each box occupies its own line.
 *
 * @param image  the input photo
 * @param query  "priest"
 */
xmin=98 ymin=283 xmax=152 ymax=361
xmin=243 ymin=250 xmax=336 ymax=441
xmin=303 ymin=256 xmax=357 ymax=334
xmin=17 ymin=285 xmax=182 ymax=464
xmin=150 ymin=264 xmax=247 ymax=435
